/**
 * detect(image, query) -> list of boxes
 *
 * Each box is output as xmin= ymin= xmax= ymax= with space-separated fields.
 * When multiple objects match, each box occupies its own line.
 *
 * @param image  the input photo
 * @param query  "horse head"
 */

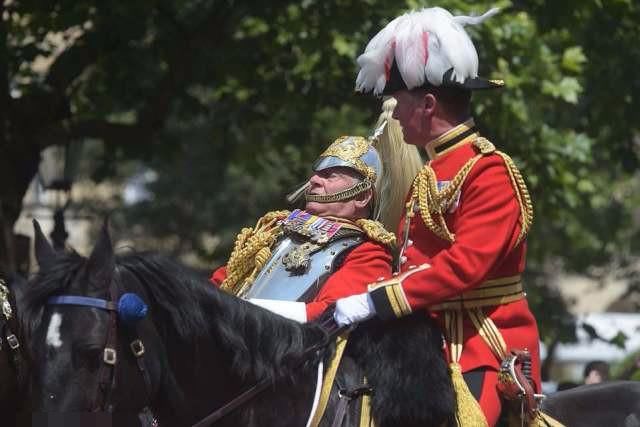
xmin=26 ymin=220 xmax=161 ymax=423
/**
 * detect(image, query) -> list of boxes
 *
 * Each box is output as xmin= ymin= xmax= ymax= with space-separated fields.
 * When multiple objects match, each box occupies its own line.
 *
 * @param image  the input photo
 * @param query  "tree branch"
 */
xmin=70 ymin=119 xmax=152 ymax=145
xmin=44 ymin=29 xmax=120 ymax=95
xmin=42 ymin=119 xmax=153 ymax=148
xmin=137 ymin=3 xmax=238 ymax=130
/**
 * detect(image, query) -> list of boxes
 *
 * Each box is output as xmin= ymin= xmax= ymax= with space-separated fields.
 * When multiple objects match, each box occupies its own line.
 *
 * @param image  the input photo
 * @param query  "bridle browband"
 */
xmin=47 ymin=291 xmax=158 ymax=426
xmin=47 ymin=295 xmax=117 ymax=311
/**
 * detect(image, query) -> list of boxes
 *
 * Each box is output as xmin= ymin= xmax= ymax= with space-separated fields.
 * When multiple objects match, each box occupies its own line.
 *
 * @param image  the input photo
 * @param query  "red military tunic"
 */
xmin=211 ymin=240 xmax=393 ymax=321
xmin=367 ymin=119 xmax=541 ymax=425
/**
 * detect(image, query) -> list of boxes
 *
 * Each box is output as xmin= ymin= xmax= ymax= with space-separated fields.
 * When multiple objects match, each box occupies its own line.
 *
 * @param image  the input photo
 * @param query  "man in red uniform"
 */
xmin=333 ymin=7 xmax=542 ymax=426
xmin=210 ymin=130 xmax=418 ymax=323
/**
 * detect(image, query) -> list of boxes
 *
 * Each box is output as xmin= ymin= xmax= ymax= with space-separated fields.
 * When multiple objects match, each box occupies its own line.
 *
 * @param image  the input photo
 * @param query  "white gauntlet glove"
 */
xmin=249 ymin=298 xmax=307 ymax=323
xmin=333 ymin=293 xmax=376 ymax=327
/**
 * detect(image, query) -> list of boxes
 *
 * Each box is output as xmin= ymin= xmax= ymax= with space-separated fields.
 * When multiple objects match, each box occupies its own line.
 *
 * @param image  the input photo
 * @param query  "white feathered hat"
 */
xmin=355 ymin=7 xmax=503 ymax=95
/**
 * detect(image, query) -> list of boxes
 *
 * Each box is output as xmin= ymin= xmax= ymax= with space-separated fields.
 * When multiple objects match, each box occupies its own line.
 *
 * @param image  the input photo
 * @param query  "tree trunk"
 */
xmin=541 ymin=336 xmax=559 ymax=382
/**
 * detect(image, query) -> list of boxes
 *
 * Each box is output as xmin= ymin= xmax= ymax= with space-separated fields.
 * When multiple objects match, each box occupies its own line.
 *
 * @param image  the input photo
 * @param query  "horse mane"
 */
xmin=116 ymin=252 xmax=327 ymax=379
xmin=24 ymin=249 xmax=326 ymax=383
xmin=115 ymin=253 xmax=212 ymax=342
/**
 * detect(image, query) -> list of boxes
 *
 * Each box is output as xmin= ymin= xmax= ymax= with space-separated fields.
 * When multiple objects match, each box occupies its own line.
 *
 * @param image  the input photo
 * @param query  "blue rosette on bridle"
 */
xmin=117 ymin=293 xmax=148 ymax=325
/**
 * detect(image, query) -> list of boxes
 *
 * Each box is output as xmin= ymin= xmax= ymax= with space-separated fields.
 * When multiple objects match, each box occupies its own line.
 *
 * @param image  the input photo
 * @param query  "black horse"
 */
xmin=540 ymin=381 xmax=640 ymax=427
xmin=0 ymin=272 xmax=30 ymax=426
xmin=23 ymin=222 xmax=453 ymax=427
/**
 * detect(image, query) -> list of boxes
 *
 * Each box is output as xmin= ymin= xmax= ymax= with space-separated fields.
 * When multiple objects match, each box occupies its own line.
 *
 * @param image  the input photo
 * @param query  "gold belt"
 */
xmin=431 ymin=275 xmax=524 ymax=311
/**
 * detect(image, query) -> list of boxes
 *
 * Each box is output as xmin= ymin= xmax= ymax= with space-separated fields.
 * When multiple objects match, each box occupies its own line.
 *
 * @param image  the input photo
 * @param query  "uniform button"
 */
xmin=407 ymin=239 xmax=413 ymax=247
xmin=400 ymin=256 xmax=407 ymax=264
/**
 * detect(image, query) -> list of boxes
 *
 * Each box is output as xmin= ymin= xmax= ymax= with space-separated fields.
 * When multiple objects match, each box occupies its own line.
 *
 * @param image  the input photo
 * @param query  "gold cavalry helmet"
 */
xmin=287 ymin=134 xmax=384 ymax=219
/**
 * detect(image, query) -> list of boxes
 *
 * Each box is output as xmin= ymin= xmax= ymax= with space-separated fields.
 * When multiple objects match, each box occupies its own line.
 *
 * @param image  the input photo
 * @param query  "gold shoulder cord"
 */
xmin=354 ymin=219 xmax=397 ymax=248
xmin=219 ymin=210 xmax=290 ymax=297
xmin=494 ymin=151 xmax=533 ymax=246
xmin=408 ymin=137 xmax=533 ymax=245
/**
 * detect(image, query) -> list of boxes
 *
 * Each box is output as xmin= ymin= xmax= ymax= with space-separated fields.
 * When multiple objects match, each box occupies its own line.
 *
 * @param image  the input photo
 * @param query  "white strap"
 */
xmin=249 ymin=298 xmax=308 ymax=323
xmin=305 ymin=361 xmax=325 ymax=427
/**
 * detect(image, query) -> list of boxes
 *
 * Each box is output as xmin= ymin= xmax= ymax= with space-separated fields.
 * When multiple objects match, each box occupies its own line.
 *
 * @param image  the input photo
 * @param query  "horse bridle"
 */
xmin=47 ymin=287 xmax=158 ymax=426
xmin=0 ymin=278 xmax=26 ymax=385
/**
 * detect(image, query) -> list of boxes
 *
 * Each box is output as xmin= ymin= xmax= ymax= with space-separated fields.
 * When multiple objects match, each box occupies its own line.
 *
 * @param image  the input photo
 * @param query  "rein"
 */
xmin=191 ymin=320 xmax=350 ymax=427
xmin=47 ymin=291 xmax=158 ymax=426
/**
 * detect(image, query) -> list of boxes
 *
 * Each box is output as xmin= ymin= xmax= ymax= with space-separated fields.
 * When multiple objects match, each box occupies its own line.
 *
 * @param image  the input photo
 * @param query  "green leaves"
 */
xmin=562 ymin=46 xmax=587 ymax=73
xmin=542 ymin=77 xmax=582 ymax=104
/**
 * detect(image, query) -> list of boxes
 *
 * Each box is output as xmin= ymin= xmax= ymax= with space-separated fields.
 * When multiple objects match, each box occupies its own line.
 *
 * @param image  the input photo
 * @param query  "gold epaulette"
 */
xmin=219 ymin=210 xmax=290 ymax=296
xmin=354 ymin=219 xmax=397 ymax=248
xmin=409 ymin=138 xmax=533 ymax=245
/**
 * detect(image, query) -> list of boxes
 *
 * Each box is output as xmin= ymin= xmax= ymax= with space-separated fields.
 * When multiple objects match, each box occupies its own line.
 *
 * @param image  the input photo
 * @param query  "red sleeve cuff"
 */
xmin=209 ymin=266 xmax=227 ymax=287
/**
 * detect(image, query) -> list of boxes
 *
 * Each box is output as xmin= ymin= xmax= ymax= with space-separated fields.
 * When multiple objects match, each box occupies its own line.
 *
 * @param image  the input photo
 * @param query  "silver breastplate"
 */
xmin=244 ymin=233 xmax=362 ymax=302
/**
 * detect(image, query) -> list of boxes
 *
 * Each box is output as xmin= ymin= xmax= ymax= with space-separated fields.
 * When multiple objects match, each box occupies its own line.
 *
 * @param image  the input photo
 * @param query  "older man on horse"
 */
xmin=331 ymin=6 xmax=555 ymax=427
xmin=210 ymin=112 xmax=421 ymax=323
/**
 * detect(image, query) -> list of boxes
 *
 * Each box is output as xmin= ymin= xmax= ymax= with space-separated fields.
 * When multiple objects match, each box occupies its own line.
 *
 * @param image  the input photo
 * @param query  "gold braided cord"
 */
xmin=219 ymin=210 xmax=290 ymax=297
xmin=354 ymin=219 xmax=396 ymax=247
xmin=359 ymin=376 xmax=374 ymax=427
xmin=494 ymin=151 xmax=534 ymax=246
xmin=411 ymin=154 xmax=483 ymax=242
xmin=408 ymin=136 xmax=533 ymax=245
xmin=444 ymin=310 xmax=489 ymax=427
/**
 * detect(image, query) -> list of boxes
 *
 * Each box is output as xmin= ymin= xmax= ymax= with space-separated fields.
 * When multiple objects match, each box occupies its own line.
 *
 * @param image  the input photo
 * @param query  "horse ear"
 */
xmin=86 ymin=219 xmax=115 ymax=288
xmin=33 ymin=219 xmax=56 ymax=269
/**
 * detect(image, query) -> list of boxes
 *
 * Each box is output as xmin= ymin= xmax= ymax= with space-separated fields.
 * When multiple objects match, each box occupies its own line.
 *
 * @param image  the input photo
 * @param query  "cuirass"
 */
xmin=244 ymin=233 xmax=362 ymax=302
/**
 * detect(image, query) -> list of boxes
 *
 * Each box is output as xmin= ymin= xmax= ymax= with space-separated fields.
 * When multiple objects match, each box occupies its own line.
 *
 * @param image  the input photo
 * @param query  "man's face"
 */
xmin=305 ymin=166 xmax=366 ymax=219
xmin=584 ymin=370 xmax=604 ymax=385
xmin=391 ymin=89 xmax=430 ymax=146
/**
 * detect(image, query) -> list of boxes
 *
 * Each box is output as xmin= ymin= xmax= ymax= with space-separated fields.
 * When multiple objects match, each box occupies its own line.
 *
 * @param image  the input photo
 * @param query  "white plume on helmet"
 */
xmin=355 ymin=7 xmax=499 ymax=95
